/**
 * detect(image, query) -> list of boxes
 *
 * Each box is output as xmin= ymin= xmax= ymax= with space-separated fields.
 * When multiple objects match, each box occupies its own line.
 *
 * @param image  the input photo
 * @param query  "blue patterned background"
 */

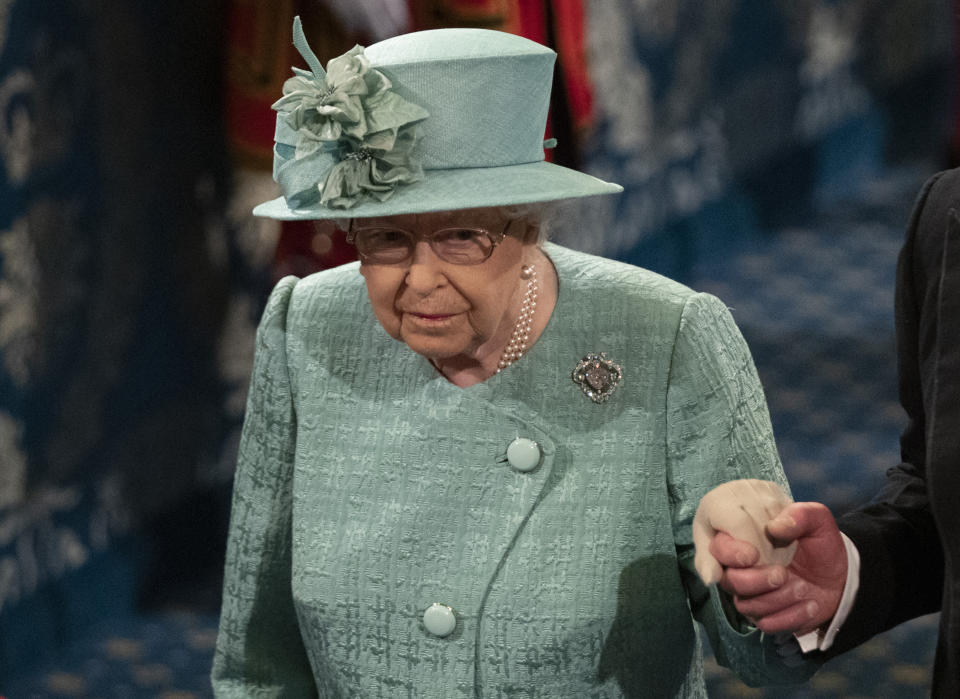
xmin=0 ymin=0 xmax=955 ymax=695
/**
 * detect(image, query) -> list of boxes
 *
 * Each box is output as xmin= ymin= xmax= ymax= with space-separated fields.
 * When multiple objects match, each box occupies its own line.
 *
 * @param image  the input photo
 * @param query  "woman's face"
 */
xmin=356 ymin=208 xmax=535 ymax=363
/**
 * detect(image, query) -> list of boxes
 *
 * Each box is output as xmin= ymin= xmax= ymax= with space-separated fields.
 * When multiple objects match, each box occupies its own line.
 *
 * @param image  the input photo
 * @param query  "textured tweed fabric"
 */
xmin=212 ymin=244 xmax=815 ymax=697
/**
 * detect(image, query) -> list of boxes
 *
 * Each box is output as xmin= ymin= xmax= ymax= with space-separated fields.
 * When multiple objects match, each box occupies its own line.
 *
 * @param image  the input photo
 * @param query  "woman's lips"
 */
xmin=404 ymin=310 xmax=460 ymax=327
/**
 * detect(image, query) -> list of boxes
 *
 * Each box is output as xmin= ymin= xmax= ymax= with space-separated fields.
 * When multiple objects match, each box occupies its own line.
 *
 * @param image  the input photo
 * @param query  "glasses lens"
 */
xmin=431 ymin=228 xmax=495 ymax=264
xmin=353 ymin=228 xmax=413 ymax=263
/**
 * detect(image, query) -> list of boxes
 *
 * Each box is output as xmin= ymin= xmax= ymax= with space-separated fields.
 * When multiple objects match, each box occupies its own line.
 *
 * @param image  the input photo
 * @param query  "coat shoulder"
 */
xmin=284 ymin=261 xmax=367 ymax=327
xmin=546 ymin=244 xmax=697 ymax=315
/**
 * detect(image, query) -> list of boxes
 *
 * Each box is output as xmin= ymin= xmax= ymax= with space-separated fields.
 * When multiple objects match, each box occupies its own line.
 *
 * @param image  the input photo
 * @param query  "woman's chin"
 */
xmin=405 ymin=338 xmax=468 ymax=361
xmin=400 ymin=331 xmax=479 ymax=363
xmin=400 ymin=316 xmax=476 ymax=360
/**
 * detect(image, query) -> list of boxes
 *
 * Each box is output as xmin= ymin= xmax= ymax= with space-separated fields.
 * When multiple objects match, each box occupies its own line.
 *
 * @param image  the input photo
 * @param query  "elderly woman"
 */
xmin=212 ymin=18 xmax=813 ymax=698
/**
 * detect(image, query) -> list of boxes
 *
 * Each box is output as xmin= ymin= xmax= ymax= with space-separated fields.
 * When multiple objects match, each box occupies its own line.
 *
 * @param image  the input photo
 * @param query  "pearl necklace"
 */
xmin=496 ymin=264 xmax=537 ymax=372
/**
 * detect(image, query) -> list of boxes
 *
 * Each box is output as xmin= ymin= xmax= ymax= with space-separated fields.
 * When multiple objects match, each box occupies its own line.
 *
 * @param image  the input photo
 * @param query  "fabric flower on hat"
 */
xmin=320 ymin=126 xmax=423 ymax=208
xmin=273 ymin=46 xmax=375 ymax=155
xmin=271 ymin=16 xmax=429 ymax=209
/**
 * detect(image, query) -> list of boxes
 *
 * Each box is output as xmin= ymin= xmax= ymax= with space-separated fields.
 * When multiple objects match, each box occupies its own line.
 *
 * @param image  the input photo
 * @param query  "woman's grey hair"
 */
xmin=496 ymin=202 xmax=555 ymax=245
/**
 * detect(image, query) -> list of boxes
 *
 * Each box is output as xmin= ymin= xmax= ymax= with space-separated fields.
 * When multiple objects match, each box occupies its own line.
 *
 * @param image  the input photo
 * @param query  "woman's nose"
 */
xmin=404 ymin=240 xmax=446 ymax=292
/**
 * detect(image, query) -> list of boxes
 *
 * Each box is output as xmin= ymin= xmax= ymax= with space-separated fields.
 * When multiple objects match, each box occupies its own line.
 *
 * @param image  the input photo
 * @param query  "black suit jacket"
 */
xmin=827 ymin=168 xmax=960 ymax=696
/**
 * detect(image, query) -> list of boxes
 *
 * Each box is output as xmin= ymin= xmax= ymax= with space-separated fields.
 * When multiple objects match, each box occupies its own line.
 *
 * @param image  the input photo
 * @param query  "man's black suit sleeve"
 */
xmin=825 ymin=170 xmax=952 ymax=656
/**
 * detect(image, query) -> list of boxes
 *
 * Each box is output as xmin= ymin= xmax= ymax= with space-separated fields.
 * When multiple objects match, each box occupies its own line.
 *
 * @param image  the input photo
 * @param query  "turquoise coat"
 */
xmin=212 ymin=244 xmax=814 ymax=697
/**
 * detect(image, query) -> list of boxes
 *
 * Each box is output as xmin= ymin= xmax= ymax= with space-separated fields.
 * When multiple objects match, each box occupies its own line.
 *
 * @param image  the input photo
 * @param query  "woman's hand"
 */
xmin=693 ymin=479 xmax=798 ymax=585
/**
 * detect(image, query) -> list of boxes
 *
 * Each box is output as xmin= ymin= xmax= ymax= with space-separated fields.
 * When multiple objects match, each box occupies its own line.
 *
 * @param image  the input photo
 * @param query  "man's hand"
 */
xmin=710 ymin=502 xmax=848 ymax=636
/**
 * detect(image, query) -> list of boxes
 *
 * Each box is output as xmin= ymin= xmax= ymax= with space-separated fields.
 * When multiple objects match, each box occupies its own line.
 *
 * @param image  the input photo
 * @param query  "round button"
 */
xmin=423 ymin=603 xmax=457 ymax=637
xmin=506 ymin=437 xmax=541 ymax=472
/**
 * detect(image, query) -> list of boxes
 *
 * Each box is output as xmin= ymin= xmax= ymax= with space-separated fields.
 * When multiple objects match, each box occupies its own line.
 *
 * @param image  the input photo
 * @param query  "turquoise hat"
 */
xmin=253 ymin=17 xmax=622 ymax=220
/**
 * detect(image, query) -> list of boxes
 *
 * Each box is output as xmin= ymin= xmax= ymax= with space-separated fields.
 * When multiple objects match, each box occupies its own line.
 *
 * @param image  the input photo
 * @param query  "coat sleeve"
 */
xmin=211 ymin=276 xmax=318 ymax=697
xmin=665 ymin=292 xmax=817 ymax=686
xmin=827 ymin=170 xmax=950 ymax=655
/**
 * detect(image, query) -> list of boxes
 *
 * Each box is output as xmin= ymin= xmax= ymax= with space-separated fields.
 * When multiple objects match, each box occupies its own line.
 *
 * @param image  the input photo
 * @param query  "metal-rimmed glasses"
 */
xmin=346 ymin=218 xmax=513 ymax=265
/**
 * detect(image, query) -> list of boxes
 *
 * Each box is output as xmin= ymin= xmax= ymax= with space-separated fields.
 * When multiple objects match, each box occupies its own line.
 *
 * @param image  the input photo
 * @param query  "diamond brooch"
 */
xmin=572 ymin=352 xmax=623 ymax=403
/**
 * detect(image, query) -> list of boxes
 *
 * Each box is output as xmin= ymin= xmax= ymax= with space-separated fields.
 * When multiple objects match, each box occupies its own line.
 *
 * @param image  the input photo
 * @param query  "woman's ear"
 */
xmin=520 ymin=220 xmax=540 ymax=245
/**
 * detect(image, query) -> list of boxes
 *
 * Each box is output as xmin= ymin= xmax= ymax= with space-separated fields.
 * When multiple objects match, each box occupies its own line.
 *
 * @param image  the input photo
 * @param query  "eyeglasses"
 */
xmin=346 ymin=219 xmax=513 ymax=265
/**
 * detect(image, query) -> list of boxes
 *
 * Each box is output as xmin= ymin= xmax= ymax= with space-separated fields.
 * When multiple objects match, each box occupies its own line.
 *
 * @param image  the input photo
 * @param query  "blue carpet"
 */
xmin=3 ymin=612 xmax=218 ymax=698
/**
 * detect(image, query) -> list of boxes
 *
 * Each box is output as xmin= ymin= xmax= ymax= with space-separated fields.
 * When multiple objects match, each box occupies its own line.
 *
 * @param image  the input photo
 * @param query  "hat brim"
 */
xmin=252 ymin=160 xmax=622 ymax=220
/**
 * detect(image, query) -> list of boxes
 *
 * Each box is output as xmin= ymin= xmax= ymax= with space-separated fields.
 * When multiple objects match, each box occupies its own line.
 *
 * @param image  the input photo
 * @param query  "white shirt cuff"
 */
xmin=795 ymin=532 xmax=860 ymax=653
